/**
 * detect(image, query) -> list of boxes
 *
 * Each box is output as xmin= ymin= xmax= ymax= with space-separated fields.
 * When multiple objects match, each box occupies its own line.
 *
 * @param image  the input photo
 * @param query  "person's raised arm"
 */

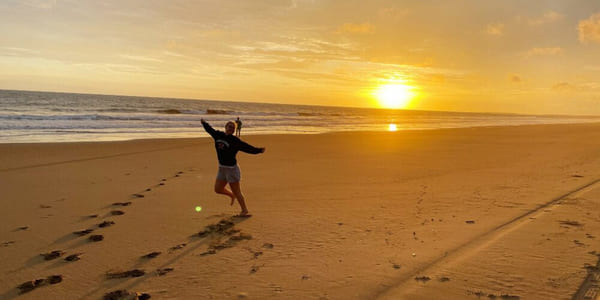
xmin=237 ymin=139 xmax=265 ymax=155
xmin=201 ymin=118 xmax=218 ymax=139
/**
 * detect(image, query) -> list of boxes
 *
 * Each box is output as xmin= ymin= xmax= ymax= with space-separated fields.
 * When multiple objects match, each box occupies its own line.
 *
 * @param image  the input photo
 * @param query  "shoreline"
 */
xmin=1 ymin=122 xmax=600 ymax=299
xmin=2 ymin=120 xmax=600 ymax=146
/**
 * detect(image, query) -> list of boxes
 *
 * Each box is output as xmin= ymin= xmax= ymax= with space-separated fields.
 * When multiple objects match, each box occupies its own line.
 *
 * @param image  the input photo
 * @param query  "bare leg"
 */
xmin=214 ymin=179 xmax=235 ymax=205
xmin=229 ymin=181 xmax=248 ymax=215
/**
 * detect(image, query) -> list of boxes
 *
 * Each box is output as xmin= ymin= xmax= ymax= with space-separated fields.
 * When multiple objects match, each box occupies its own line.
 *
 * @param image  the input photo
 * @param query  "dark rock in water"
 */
xmin=73 ymin=229 xmax=94 ymax=236
xmin=156 ymin=268 xmax=174 ymax=276
xmin=142 ymin=251 xmax=161 ymax=259
xmin=158 ymin=109 xmax=181 ymax=114
xmin=65 ymin=253 xmax=82 ymax=261
xmin=106 ymin=269 xmax=145 ymax=279
xmin=98 ymin=221 xmax=115 ymax=228
xmin=111 ymin=210 xmax=125 ymax=216
xmin=89 ymin=235 xmax=104 ymax=242
xmin=41 ymin=250 xmax=65 ymax=260
xmin=206 ymin=109 xmax=230 ymax=115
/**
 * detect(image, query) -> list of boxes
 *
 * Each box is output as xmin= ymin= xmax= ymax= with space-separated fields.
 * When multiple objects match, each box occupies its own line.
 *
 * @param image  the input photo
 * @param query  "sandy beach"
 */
xmin=1 ymin=123 xmax=600 ymax=300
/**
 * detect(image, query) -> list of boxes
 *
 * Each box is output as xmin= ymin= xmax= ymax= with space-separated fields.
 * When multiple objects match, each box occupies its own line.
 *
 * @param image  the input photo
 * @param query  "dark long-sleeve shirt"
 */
xmin=202 ymin=121 xmax=262 ymax=166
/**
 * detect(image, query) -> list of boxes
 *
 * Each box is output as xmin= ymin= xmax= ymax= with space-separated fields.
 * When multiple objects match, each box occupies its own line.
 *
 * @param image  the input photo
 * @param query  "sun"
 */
xmin=374 ymin=84 xmax=416 ymax=109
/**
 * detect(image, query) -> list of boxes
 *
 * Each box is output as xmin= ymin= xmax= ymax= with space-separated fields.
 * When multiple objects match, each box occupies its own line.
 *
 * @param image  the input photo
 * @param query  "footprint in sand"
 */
xmin=17 ymin=275 xmax=62 ymax=294
xmin=73 ymin=229 xmax=94 ymax=236
xmin=98 ymin=221 xmax=115 ymax=228
xmin=141 ymin=251 xmax=161 ymax=259
xmin=41 ymin=250 xmax=65 ymax=260
xmin=89 ymin=235 xmax=104 ymax=242
xmin=103 ymin=290 xmax=151 ymax=300
xmin=110 ymin=210 xmax=125 ymax=216
xmin=106 ymin=269 xmax=145 ymax=279
xmin=112 ymin=202 xmax=132 ymax=206
xmin=65 ymin=253 xmax=83 ymax=261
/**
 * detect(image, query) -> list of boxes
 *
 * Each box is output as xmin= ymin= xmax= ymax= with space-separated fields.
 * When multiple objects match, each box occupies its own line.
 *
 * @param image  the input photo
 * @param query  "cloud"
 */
xmin=509 ymin=74 xmax=521 ymax=83
xmin=486 ymin=23 xmax=504 ymax=36
xmin=526 ymin=47 xmax=563 ymax=57
xmin=119 ymin=54 xmax=163 ymax=63
xmin=578 ymin=13 xmax=600 ymax=44
xmin=528 ymin=11 xmax=564 ymax=26
xmin=336 ymin=23 xmax=375 ymax=35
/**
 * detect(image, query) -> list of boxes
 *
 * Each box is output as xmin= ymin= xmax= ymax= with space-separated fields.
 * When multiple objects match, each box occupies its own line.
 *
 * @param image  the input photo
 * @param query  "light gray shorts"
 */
xmin=216 ymin=165 xmax=241 ymax=183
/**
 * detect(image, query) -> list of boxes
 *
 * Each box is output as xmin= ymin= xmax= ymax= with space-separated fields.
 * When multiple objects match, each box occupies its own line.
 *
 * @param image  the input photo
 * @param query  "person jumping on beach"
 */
xmin=201 ymin=118 xmax=265 ymax=217
xmin=235 ymin=117 xmax=242 ymax=137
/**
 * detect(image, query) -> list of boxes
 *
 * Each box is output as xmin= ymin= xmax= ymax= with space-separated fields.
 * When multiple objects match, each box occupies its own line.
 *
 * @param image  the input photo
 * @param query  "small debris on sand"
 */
xmin=559 ymin=220 xmax=583 ymax=227
xmin=156 ymin=268 xmax=174 ymax=276
xmin=2 ymin=241 xmax=16 ymax=247
xmin=169 ymin=243 xmax=187 ymax=251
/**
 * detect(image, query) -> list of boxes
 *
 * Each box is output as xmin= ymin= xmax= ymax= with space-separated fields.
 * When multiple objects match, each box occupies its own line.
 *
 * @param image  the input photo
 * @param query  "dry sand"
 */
xmin=1 ymin=123 xmax=600 ymax=300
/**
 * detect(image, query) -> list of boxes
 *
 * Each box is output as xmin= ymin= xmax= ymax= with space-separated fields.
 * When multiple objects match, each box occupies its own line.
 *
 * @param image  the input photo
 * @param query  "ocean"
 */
xmin=1 ymin=89 xmax=598 ymax=143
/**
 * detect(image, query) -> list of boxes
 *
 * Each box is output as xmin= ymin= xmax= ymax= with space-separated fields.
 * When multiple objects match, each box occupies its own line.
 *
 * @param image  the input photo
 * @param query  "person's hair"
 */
xmin=225 ymin=121 xmax=237 ymax=130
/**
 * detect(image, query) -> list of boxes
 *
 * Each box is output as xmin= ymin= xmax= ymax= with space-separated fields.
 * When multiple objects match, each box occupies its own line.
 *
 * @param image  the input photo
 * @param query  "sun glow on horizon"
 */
xmin=374 ymin=84 xmax=416 ymax=109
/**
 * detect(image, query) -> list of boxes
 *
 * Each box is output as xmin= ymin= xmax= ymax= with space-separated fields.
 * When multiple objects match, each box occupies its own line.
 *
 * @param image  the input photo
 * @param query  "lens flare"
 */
xmin=195 ymin=206 xmax=202 ymax=212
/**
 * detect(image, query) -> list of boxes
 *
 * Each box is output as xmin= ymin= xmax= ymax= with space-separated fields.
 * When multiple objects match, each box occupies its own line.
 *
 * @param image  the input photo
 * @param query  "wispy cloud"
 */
xmin=485 ymin=23 xmax=504 ymax=36
xmin=578 ymin=13 xmax=600 ymax=44
xmin=527 ymin=11 xmax=564 ymax=26
xmin=0 ymin=47 xmax=40 ymax=56
xmin=119 ymin=54 xmax=163 ymax=63
xmin=336 ymin=23 xmax=375 ymax=35
xmin=526 ymin=47 xmax=563 ymax=57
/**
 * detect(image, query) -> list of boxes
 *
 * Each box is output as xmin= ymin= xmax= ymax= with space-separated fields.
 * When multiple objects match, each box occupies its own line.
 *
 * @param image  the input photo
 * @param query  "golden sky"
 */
xmin=1 ymin=0 xmax=600 ymax=115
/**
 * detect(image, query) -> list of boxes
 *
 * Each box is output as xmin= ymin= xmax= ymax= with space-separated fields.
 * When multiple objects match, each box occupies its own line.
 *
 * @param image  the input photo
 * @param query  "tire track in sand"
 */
xmin=375 ymin=178 xmax=600 ymax=299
